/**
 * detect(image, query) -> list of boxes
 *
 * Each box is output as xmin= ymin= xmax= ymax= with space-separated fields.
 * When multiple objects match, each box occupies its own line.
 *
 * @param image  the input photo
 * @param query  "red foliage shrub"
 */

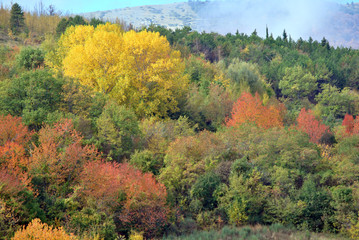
xmin=296 ymin=108 xmax=330 ymax=144
xmin=342 ymin=114 xmax=355 ymax=136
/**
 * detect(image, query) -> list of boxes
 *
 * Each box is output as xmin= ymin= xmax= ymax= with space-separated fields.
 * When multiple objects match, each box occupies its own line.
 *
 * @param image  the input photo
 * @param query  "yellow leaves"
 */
xmin=12 ymin=218 xmax=77 ymax=240
xmin=60 ymin=25 xmax=95 ymax=49
xmin=64 ymin=28 xmax=124 ymax=94
xmin=51 ymin=23 xmax=188 ymax=118
xmin=95 ymin=22 xmax=122 ymax=33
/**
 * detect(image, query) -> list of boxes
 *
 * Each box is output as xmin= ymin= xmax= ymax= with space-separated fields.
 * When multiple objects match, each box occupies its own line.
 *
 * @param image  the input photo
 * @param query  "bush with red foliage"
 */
xmin=296 ymin=108 xmax=330 ymax=144
xmin=342 ymin=114 xmax=355 ymax=136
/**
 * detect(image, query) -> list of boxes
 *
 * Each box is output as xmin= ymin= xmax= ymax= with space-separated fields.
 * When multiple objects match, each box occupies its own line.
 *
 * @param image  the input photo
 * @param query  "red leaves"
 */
xmin=343 ymin=113 xmax=355 ymax=135
xmin=0 ymin=115 xmax=32 ymax=146
xmin=0 ymin=115 xmax=170 ymax=237
xmin=296 ymin=108 xmax=330 ymax=144
xmin=79 ymin=160 xmax=169 ymax=238
xmin=226 ymin=92 xmax=283 ymax=129
xmin=0 ymin=169 xmax=26 ymax=197
xmin=29 ymin=119 xmax=100 ymax=186
xmin=80 ymin=160 xmax=168 ymax=208
xmin=79 ymin=160 xmax=123 ymax=209
xmin=342 ymin=113 xmax=359 ymax=136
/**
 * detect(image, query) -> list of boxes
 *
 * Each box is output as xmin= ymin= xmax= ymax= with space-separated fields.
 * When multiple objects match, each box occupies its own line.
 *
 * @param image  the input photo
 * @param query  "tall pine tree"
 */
xmin=10 ymin=3 xmax=25 ymax=35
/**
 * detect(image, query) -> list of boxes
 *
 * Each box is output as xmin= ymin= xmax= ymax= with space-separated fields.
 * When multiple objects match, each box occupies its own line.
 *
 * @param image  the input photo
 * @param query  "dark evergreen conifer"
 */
xmin=282 ymin=29 xmax=288 ymax=42
xmin=10 ymin=3 xmax=25 ymax=35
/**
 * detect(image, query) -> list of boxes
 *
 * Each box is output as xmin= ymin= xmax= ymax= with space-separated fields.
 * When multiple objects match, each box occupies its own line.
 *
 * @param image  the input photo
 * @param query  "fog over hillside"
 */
xmin=82 ymin=1 xmax=359 ymax=48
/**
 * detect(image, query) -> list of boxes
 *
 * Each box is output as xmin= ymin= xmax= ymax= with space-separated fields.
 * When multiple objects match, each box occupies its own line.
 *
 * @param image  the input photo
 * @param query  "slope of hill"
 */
xmin=81 ymin=1 xmax=359 ymax=48
xmin=82 ymin=2 xmax=199 ymax=30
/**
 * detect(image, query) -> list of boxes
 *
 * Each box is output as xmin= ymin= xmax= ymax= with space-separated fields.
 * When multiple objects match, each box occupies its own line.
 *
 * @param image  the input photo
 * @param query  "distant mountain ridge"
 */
xmin=82 ymin=2 xmax=199 ymax=30
xmin=82 ymin=1 xmax=359 ymax=48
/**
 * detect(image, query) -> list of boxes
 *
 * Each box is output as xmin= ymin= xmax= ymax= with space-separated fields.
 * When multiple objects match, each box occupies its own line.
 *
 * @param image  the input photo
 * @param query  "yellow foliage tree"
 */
xmin=49 ymin=23 xmax=188 ymax=118
xmin=12 ymin=218 xmax=77 ymax=240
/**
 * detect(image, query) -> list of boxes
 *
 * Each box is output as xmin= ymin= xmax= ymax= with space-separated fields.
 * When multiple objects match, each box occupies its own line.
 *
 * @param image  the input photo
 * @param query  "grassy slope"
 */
xmin=163 ymin=225 xmax=348 ymax=240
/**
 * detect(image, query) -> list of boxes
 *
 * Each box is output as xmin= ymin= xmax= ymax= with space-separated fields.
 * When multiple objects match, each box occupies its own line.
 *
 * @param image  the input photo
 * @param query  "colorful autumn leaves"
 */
xmin=226 ymin=92 xmax=330 ymax=144
xmin=0 ymin=116 xmax=169 ymax=238
xmin=226 ymin=92 xmax=283 ymax=129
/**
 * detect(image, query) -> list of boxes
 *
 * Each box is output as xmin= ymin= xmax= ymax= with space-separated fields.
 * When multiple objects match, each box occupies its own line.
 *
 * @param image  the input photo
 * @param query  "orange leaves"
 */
xmin=226 ymin=92 xmax=283 ymax=129
xmin=0 ymin=115 xmax=32 ymax=189
xmin=343 ymin=113 xmax=355 ymax=135
xmin=79 ymin=160 xmax=169 ymax=237
xmin=296 ymin=108 xmax=330 ymax=144
xmin=79 ymin=160 xmax=123 ymax=209
xmin=0 ymin=114 xmax=31 ymax=146
xmin=225 ymin=95 xmax=331 ymax=145
xmin=342 ymin=113 xmax=359 ymax=136
xmin=80 ymin=161 xmax=167 ymax=209
xmin=116 ymin=162 xmax=169 ymax=238
xmin=0 ymin=170 xmax=26 ymax=197
xmin=11 ymin=218 xmax=77 ymax=240
xmin=29 ymin=119 xmax=100 ymax=186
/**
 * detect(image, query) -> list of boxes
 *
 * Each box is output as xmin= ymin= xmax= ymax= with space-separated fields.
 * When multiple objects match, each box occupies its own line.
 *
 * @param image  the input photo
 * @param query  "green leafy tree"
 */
xmin=0 ymin=70 xmax=63 ymax=129
xmin=10 ymin=3 xmax=25 ymax=35
xmin=279 ymin=65 xmax=317 ymax=100
xmin=16 ymin=47 xmax=44 ymax=70
xmin=55 ymin=18 xmax=69 ymax=36
xmin=218 ymin=170 xmax=270 ymax=225
xmin=96 ymin=101 xmax=141 ymax=161
xmin=191 ymin=171 xmax=221 ymax=210
xmin=225 ymin=58 xmax=269 ymax=96
xmin=89 ymin=18 xmax=105 ymax=27
xmin=315 ymin=84 xmax=359 ymax=124
xmin=130 ymin=150 xmax=163 ymax=175
xmin=56 ymin=16 xmax=88 ymax=36
xmin=159 ymin=131 xmax=225 ymax=210
xmin=297 ymin=180 xmax=332 ymax=231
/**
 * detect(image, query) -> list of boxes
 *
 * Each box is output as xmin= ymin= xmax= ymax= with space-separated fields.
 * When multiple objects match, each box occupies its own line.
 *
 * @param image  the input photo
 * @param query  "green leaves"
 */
xmin=96 ymin=101 xmax=140 ymax=161
xmin=0 ymin=69 xmax=63 ymax=129
xmin=279 ymin=65 xmax=317 ymax=100
xmin=16 ymin=47 xmax=44 ymax=70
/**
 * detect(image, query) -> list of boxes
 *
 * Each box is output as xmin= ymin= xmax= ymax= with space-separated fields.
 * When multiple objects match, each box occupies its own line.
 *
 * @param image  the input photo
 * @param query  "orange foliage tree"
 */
xmin=342 ymin=113 xmax=355 ymax=135
xmin=0 ymin=115 xmax=32 ymax=189
xmin=342 ymin=113 xmax=359 ymax=136
xmin=28 ymin=119 xmax=100 ymax=195
xmin=0 ymin=170 xmax=26 ymax=197
xmin=12 ymin=218 xmax=77 ymax=240
xmin=79 ymin=160 xmax=169 ymax=238
xmin=296 ymin=108 xmax=330 ymax=144
xmin=226 ymin=92 xmax=283 ymax=129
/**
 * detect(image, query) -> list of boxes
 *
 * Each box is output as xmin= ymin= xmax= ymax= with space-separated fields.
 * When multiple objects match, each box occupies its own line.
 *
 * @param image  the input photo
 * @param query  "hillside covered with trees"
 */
xmin=1 ymin=2 xmax=359 ymax=240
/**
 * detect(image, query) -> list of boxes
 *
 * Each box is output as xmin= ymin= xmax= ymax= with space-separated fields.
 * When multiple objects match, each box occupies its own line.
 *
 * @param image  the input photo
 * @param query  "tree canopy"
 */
xmin=49 ymin=23 xmax=188 ymax=118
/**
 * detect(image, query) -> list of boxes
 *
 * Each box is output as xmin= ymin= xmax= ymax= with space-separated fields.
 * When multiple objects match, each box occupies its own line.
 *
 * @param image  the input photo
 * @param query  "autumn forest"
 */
xmin=1 ymin=2 xmax=359 ymax=240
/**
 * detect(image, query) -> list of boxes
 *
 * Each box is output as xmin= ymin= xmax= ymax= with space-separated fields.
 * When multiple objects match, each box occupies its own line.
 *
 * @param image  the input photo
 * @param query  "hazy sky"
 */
xmin=0 ymin=0 xmax=355 ymax=14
